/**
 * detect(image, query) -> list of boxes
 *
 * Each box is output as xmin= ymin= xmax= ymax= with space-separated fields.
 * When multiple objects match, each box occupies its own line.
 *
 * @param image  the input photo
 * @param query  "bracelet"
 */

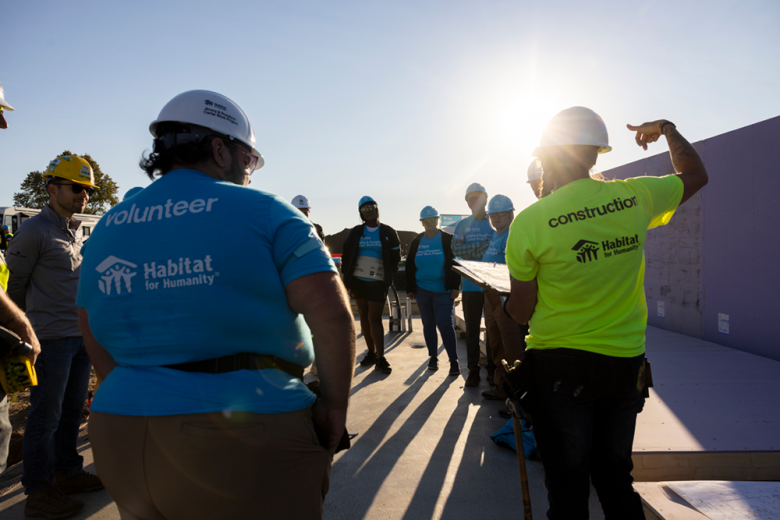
xmin=659 ymin=121 xmax=676 ymax=134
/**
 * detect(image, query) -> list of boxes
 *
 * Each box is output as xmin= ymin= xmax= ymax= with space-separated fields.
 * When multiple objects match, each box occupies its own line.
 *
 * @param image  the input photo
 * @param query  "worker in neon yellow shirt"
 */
xmin=505 ymin=108 xmax=708 ymax=519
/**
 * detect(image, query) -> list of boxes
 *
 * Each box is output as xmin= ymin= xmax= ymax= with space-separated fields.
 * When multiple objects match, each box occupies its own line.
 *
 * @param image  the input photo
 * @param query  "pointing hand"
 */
xmin=626 ymin=120 xmax=670 ymax=150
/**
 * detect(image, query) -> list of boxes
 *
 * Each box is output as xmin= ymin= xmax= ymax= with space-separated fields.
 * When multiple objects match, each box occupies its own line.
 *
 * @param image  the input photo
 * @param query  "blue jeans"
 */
xmin=528 ymin=348 xmax=646 ymax=520
xmin=415 ymin=288 xmax=458 ymax=362
xmin=22 ymin=337 xmax=92 ymax=493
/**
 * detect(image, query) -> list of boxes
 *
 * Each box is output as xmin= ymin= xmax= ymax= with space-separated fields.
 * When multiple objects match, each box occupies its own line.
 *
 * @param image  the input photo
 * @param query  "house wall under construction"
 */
xmin=603 ymin=115 xmax=780 ymax=361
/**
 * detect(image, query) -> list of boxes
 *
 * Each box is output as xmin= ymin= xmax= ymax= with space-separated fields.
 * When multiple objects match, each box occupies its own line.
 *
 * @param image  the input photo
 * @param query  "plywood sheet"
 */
xmin=452 ymin=259 xmax=511 ymax=294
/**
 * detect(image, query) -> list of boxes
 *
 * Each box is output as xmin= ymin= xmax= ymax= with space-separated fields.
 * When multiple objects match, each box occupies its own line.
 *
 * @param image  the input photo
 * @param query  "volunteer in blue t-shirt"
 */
xmin=479 ymin=195 xmax=527 ymax=408
xmin=341 ymin=196 xmax=401 ymax=375
xmin=405 ymin=206 xmax=461 ymax=375
xmin=76 ymin=90 xmax=356 ymax=520
xmin=452 ymin=183 xmax=496 ymax=387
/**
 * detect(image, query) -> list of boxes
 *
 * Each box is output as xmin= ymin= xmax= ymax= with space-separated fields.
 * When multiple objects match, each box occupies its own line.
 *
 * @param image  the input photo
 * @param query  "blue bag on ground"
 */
xmin=490 ymin=418 xmax=539 ymax=460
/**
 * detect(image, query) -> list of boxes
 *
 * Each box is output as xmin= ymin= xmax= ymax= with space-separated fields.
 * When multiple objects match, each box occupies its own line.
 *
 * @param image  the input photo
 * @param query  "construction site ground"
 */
xmin=2 ymin=318 xmax=778 ymax=519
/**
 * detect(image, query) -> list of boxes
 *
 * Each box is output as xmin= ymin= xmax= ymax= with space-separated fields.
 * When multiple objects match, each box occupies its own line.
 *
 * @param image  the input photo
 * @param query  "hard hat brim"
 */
xmin=532 ymin=144 xmax=612 ymax=157
xmin=43 ymin=174 xmax=99 ymax=189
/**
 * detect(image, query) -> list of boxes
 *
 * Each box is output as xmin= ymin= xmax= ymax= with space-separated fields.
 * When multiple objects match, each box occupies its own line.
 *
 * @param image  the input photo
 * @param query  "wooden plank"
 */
xmin=635 ymin=483 xmax=711 ymax=520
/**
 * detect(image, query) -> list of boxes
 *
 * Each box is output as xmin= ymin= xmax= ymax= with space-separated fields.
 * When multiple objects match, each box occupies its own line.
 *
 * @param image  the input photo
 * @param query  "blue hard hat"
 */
xmin=419 ymin=206 xmax=439 ymax=220
xmin=487 ymin=194 xmax=514 ymax=214
xmin=2 ymin=225 xmax=8 ymax=230
xmin=465 ymin=182 xmax=487 ymax=200
xmin=358 ymin=195 xmax=376 ymax=208
xmin=123 ymin=187 xmax=145 ymax=201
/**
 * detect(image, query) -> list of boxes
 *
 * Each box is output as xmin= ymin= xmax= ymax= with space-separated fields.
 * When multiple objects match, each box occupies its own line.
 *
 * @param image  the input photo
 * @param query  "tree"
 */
xmin=13 ymin=151 xmax=119 ymax=215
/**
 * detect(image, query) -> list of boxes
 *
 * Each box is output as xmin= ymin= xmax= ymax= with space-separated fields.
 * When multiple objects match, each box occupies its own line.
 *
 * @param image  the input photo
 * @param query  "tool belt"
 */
xmin=164 ymin=353 xmax=304 ymax=381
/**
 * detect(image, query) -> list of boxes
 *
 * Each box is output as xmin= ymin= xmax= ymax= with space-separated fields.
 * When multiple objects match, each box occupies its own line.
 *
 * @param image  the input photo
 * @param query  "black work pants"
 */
xmin=528 ymin=348 xmax=646 ymax=520
xmin=461 ymin=291 xmax=494 ymax=372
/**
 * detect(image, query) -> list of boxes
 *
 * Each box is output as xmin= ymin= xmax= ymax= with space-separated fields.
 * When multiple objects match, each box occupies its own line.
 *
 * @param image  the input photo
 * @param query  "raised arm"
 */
xmin=627 ymin=120 xmax=708 ymax=205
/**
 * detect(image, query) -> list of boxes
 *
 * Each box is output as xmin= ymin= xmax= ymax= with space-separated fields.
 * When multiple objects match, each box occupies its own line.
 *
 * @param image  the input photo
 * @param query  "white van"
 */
xmin=1 ymin=206 xmax=102 ymax=239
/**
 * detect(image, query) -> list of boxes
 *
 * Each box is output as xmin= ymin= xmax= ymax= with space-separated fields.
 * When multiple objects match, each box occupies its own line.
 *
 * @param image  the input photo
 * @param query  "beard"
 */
xmin=223 ymin=148 xmax=251 ymax=186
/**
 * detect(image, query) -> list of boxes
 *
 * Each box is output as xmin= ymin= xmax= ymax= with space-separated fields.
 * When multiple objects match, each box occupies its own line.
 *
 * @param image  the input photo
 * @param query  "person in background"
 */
xmin=527 ymin=159 xmax=545 ymax=199
xmin=292 ymin=194 xmax=325 ymax=241
xmin=7 ymin=154 xmax=103 ymax=519
xmin=505 ymin=107 xmax=708 ymax=519
xmin=78 ymin=90 xmax=354 ymax=519
xmin=0 ymin=81 xmax=13 ymax=129
xmin=478 ymin=195 xmax=527 ymax=406
xmin=405 ymin=206 xmax=461 ymax=376
xmin=1 ymin=226 xmax=10 ymax=255
xmin=341 ymin=196 xmax=401 ymax=375
xmin=0 ymin=267 xmax=41 ymax=477
xmin=451 ymin=183 xmax=495 ymax=387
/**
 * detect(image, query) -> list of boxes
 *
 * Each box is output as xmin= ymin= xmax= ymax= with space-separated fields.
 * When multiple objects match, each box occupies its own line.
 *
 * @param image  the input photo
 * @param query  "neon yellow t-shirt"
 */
xmin=506 ymin=175 xmax=684 ymax=357
xmin=0 ymin=255 xmax=8 ymax=292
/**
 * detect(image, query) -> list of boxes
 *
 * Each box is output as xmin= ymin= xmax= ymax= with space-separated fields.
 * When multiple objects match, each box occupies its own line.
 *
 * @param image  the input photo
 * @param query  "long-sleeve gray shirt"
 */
xmin=6 ymin=205 xmax=84 ymax=339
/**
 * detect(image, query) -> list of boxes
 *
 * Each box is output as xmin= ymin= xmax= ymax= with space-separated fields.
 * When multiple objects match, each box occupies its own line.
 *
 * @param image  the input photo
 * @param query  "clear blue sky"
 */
xmin=2 ymin=0 xmax=779 ymax=234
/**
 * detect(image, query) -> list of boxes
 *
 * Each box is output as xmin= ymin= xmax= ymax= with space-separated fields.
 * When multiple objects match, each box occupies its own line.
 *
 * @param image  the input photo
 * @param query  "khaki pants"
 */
xmin=90 ymin=407 xmax=331 ymax=520
xmin=484 ymin=291 xmax=526 ymax=398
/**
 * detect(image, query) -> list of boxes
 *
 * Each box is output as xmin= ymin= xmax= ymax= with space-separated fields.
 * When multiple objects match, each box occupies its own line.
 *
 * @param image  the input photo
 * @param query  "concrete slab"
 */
xmin=0 ymin=424 xmax=119 ymax=519
xmin=326 ymin=318 xmax=605 ymax=520
xmin=633 ymin=326 xmax=780 ymax=481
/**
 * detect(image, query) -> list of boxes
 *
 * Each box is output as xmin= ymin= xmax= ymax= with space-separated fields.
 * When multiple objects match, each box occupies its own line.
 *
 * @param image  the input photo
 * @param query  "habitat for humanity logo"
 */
xmin=96 ymin=256 xmax=138 ymax=295
xmin=572 ymin=240 xmax=600 ymax=263
xmin=143 ymin=255 xmax=217 ymax=290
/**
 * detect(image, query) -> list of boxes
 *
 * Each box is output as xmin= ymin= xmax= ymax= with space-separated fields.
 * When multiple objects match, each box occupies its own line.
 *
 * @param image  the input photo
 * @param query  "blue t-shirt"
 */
xmin=482 ymin=229 xmax=509 ymax=264
xmin=355 ymin=225 xmax=383 ymax=282
xmin=414 ymin=232 xmax=446 ymax=293
xmin=453 ymin=215 xmax=493 ymax=291
xmin=76 ymin=169 xmax=337 ymax=416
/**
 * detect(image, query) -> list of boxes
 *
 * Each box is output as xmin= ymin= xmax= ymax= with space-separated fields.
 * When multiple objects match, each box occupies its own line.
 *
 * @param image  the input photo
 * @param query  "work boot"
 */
xmin=24 ymin=484 xmax=84 ymax=519
xmin=359 ymin=351 xmax=378 ymax=367
xmin=54 ymin=470 xmax=104 ymax=494
xmin=428 ymin=357 xmax=439 ymax=371
xmin=486 ymin=368 xmax=496 ymax=386
xmin=464 ymin=370 xmax=480 ymax=387
xmin=375 ymin=356 xmax=392 ymax=374
xmin=481 ymin=390 xmax=503 ymax=401
xmin=448 ymin=360 xmax=460 ymax=376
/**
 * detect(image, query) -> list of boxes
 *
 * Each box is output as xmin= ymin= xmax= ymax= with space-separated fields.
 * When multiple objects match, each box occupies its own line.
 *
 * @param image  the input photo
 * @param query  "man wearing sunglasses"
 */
xmin=6 ymin=154 xmax=104 ymax=518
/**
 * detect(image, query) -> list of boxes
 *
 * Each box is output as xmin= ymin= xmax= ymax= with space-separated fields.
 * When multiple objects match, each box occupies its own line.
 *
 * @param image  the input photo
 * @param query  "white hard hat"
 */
xmin=292 ymin=195 xmax=311 ymax=209
xmin=0 ymin=82 xmax=14 ymax=111
xmin=465 ymin=182 xmax=487 ymax=200
xmin=149 ymin=90 xmax=263 ymax=170
xmin=533 ymin=106 xmax=611 ymax=157
xmin=527 ymin=159 xmax=542 ymax=183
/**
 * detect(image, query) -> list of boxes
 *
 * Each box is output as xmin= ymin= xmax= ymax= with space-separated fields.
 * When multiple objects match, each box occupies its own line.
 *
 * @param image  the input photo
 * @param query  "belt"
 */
xmin=164 ymin=353 xmax=304 ymax=381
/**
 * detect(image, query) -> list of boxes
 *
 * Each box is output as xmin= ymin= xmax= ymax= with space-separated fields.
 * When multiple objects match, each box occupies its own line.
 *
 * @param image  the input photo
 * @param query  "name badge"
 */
xmin=354 ymin=255 xmax=384 ymax=281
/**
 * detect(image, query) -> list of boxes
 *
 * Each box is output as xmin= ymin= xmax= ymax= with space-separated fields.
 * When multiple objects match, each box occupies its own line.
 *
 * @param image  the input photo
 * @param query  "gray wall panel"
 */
xmin=601 ymin=115 xmax=780 ymax=361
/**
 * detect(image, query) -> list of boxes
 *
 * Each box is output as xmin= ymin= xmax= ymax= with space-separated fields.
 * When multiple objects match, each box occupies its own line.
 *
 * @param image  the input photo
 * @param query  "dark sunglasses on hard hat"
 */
xmin=360 ymin=204 xmax=378 ymax=213
xmin=51 ymin=182 xmax=95 ymax=196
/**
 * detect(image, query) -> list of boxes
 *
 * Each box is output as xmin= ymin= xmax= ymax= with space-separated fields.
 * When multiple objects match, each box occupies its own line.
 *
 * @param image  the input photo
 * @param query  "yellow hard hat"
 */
xmin=42 ymin=155 xmax=99 ymax=188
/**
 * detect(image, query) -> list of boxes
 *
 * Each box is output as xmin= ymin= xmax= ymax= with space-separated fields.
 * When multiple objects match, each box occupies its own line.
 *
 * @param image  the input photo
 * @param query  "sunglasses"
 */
xmin=232 ymin=144 xmax=260 ymax=171
xmin=360 ymin=204 xmax=378 ymax=213
xmin=52 ymin=182 xmax=95 ymax=196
